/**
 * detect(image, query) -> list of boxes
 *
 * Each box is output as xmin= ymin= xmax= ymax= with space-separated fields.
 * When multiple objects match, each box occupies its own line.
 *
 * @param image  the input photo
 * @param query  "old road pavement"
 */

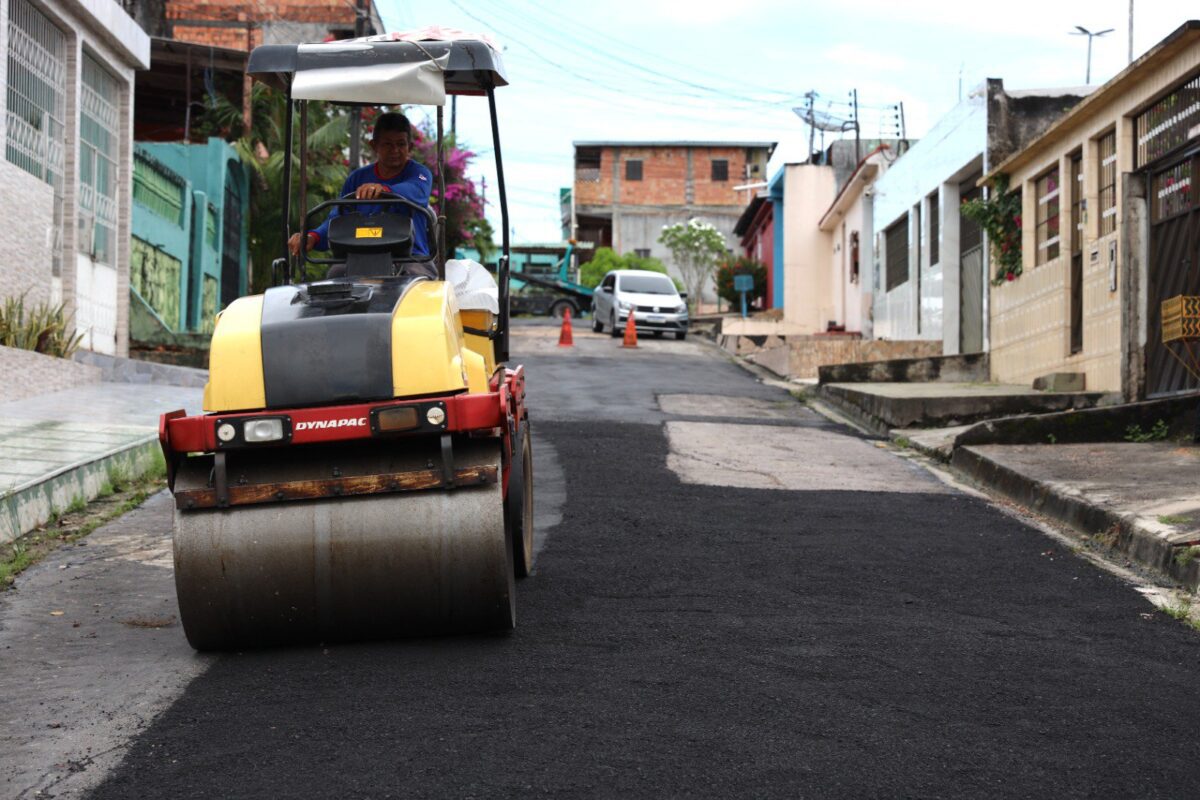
xmin=5 ymin=319 xmax=1200 ymax=799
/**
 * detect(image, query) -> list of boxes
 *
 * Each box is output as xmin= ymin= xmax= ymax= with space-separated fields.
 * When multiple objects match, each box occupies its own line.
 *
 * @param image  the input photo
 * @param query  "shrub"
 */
xmin=0 ymin=295 xmax=85 ymax=358
xmin=579 ymin=247 xmax=681 ymax=290
xmin=715 ymin=256 xmax=768 ymax=307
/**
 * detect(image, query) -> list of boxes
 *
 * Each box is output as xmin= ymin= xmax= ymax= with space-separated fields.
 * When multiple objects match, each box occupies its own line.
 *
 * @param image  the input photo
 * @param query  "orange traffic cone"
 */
xmin=557 ymin=307 xmax=574 ymax=347
xmin=622 ymin=310 xmax=638 ymax=348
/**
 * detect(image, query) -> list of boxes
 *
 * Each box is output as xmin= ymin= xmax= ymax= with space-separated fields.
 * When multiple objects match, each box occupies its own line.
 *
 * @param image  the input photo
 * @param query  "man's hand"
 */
xmin=288 ymin=232 xmax=316 ymax=256
xmin=355 ymin=183 xmax=391 ymax=200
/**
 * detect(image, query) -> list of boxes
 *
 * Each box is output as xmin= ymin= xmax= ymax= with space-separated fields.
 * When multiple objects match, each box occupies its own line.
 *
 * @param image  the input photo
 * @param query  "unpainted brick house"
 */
xmin=572 ymin=140 xmax=774 ymax=300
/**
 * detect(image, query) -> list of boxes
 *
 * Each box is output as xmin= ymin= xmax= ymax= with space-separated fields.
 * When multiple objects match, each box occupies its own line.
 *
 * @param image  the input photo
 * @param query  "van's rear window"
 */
xmin=620 ymin=275 xmax=676 ymax=294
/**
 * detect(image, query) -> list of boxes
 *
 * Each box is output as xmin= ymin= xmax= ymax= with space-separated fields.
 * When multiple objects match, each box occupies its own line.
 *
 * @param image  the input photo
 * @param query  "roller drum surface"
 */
xmin=173 ymin=479 xmax=514 ymax=650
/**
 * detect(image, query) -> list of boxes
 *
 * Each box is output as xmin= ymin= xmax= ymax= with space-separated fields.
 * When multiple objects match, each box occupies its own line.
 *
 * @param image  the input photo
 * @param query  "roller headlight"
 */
xmin=243 ymin=418 xmax=285 ymax=443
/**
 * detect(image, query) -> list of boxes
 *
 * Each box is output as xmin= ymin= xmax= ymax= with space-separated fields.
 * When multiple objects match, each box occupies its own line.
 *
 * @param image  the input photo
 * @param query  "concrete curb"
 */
xmin=0 ymin=436 xmax=161 ymax=545
xmin=74 ymin=351 xmax=208 ymax=387
xmin=951 ymin=445 xmax=1200 ymax=589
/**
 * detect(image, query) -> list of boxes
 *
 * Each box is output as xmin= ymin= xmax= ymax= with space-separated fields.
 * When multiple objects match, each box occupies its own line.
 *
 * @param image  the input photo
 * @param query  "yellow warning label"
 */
xmin=355 ymin=227 xmax=383 ymax=239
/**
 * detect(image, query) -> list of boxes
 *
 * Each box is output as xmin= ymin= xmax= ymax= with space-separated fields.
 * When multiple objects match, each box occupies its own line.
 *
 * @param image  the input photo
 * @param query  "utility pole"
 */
xmin=1128 ymin=0 xmax=1135 ymax=64
xmin=348 ymin=0 xmax=366 ymax=168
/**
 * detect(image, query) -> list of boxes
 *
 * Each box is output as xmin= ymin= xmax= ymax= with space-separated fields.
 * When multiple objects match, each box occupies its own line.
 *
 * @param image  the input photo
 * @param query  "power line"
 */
xmin=448 ymin=0 xmax=801 ymax=107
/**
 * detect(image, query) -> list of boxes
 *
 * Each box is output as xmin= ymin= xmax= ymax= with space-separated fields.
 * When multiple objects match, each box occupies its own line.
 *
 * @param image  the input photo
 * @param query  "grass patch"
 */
xmin=1162 ymin=600 xmax=1191 ymax=621
xmin=893 ymin=436 xmax=912 ymax=450
xmin=1160 ymin=514 xmax=1194 ymax=526
xmin=0 ymin=465 xmax=167 ymax=590
xmin=1174 ymin=546 xmax=1200 ymax=567
xmin=1046 ymin=433 xmax=1057 ymax=444
xmin=1125 ymin=419 xmax=1170 ymax=443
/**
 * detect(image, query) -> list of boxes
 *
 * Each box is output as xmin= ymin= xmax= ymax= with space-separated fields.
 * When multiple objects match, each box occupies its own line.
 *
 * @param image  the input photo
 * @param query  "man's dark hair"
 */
xmin=372 ymin=112 xmax=412 ymax=141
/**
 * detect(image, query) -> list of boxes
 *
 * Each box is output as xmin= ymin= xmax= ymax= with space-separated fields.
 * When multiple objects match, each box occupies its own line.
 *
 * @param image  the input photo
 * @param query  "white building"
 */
xmin=1 ymin=0 xmax=150 ymax=355
xmin=871 ymin=80 xmax=1092 ymax=354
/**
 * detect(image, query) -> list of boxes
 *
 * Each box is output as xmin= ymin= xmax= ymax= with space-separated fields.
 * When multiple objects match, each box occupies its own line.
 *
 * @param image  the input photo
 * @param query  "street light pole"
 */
xmin=1072 ymin=25 xmax=1114 ymax=84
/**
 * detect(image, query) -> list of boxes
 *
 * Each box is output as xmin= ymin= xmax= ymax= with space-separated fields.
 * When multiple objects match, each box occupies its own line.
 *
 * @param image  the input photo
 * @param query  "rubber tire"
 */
xmin=675 ymin=331 xmax=687 ymax=340
xmin=550 ymin=300 xmax=574 ymax=319
xmin=591 ymin=308 xmax=603 ymax=333
xmin=610 ymin=312 xmax=622 ymax=338
xmin=506 ymin=420 xmax=534 ymax=578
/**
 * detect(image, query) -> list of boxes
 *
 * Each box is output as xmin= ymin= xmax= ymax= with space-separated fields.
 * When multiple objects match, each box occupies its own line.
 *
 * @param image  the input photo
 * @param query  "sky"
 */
xmin=379 ymin=0 xmax=1195 ymax=243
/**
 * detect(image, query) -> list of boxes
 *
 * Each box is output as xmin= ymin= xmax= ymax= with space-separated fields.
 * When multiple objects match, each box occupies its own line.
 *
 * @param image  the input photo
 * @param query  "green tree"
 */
xmin=579 ymin=247 xmax=680 ymax=290
xmin=658 ymin=219 xmax=727 ymax=310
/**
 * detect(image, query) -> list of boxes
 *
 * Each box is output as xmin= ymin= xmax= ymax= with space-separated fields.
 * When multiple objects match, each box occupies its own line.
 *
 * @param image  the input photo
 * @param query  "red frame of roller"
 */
xmin=160 ymin=367 xmax=526 ymax=491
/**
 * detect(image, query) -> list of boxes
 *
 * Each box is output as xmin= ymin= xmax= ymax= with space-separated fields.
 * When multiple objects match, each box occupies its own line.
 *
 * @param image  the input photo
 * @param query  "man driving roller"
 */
xmin=288 ymin=111 xmax=435 ymax=278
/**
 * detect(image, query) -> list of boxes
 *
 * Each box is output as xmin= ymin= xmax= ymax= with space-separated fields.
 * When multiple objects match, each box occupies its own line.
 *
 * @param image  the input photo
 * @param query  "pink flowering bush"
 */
xmin=411 ymin=125 xmax=495 ymax=260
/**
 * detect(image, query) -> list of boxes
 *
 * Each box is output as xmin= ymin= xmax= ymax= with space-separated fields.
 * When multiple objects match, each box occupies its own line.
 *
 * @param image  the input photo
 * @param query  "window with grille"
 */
xmin=1135 ymin=72 xmax=1200 ymax=167
xmin=1069 ymin=151 xmax=1083 ymax=255
xmin=625 ymin=159 xmax=643 ymax=181
xmin=711 ymin=159 xmax=729 ymax=182
xmin=1098 ymin=131 xmax=1117 ymax=237
xmin=574 ymin=147 xmax=601 ymax=182
xmin=927 ymin=192 xmax=939 ymax=266
xmin=1035 ymin=166 xmax=1061 ymax=265
xmin=634 ymin=248 xmax=650 ymax=258
xmin=78 ymin=54 xmax=120 ymax=266
xmin=5 ymin=0 xmax=65 ymax=185
xmin=1151 ymin=160 xmax=1193 ymax=223
xmin=7 ymin=0 xmax=66 ymax=276
xmin=885 ymin=214 xmax=908 ymax=291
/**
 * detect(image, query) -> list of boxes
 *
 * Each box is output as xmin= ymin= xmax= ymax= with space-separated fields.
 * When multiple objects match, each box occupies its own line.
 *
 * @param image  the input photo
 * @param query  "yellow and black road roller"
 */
xmin=158 ymin=34 xmax=533 ymax=650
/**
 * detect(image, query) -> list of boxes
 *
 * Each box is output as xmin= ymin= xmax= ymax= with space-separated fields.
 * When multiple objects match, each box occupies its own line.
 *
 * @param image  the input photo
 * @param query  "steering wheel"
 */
xmin=300 ymin=191 xmax=438 ymax=267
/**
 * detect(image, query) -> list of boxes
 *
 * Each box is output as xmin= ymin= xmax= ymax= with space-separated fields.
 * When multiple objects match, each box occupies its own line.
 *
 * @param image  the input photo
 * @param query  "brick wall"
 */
xmin=576 ymin=145 xmax=761 ymax=209
xmin=166 ymin=0 xmax=357 ymax=47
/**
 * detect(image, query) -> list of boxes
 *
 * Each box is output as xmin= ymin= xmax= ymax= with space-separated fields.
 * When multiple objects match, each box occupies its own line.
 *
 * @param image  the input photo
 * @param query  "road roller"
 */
xmin=157 ymin=33 xmax=533 ymax=650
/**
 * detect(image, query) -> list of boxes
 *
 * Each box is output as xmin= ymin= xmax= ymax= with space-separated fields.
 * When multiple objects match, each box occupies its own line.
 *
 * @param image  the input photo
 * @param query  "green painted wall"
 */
xmin=130 ymin=138 xmax=249 ymax=337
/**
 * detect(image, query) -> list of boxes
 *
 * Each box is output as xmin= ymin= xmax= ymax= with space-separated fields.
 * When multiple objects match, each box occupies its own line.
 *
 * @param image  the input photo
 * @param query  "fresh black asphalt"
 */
xmin=89 ymin=343 xmax=1200 ymax=798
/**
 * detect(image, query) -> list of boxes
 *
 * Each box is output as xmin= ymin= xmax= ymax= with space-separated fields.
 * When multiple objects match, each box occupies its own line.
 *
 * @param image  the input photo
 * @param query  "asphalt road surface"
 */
xmin=6 ymin=321 xmax=1200 ymax=798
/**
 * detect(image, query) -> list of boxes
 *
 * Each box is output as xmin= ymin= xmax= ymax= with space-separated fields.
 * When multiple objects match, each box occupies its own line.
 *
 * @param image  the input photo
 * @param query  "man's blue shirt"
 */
xmin=311 ymin=160 xmax=433 ymax=256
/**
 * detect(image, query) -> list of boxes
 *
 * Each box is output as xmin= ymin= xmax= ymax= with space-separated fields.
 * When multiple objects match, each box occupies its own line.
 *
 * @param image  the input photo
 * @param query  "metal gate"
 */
xmin=959 ymin=178 xmax=984 ymax=353
xmin=1146 ymin=153 xmax=1200 ymax=396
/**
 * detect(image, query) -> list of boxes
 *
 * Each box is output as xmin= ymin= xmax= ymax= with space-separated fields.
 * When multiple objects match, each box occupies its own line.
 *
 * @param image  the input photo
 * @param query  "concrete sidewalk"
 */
xmin=0 ymin=382 xmax=203 ymax=544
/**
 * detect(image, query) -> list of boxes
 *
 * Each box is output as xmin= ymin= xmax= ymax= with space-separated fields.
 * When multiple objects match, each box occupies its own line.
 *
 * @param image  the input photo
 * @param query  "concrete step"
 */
xmin=818 ymin=352 xmax=989 ymax=384
xmin=818 ymin=381 xmax=1109 ymax=436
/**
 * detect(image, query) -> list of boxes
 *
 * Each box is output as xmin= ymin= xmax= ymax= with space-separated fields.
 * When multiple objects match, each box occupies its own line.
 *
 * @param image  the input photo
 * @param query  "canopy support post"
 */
xmin=487 ymin=87 xmax=510 ymax=364
xmin=436 ymin=104 xmax=447 ymax=279
xmin=297 ymin=100 xmax=309 ymax=283
xmin=281 ymin=81 xmax=294 ymax=284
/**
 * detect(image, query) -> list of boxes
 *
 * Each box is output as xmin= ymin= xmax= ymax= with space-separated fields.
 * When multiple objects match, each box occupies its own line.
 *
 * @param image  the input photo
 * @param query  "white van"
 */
xmin=590 ymin=270 xmax=689 ymax=340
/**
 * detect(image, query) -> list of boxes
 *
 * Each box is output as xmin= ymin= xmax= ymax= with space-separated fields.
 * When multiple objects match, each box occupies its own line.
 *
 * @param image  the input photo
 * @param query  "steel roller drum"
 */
xmin=173 ymin=472 xmax=514 ymax=650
